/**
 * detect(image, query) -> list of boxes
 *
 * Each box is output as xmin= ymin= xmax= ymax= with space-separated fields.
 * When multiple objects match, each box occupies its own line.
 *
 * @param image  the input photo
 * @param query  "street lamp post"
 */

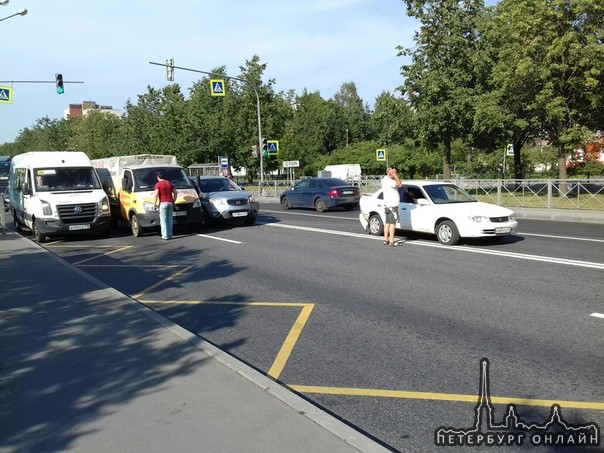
xmin=0 ymin=7 xmax=27 ymax=22
xmin=149 ymin=61 xmax=265 ymax=186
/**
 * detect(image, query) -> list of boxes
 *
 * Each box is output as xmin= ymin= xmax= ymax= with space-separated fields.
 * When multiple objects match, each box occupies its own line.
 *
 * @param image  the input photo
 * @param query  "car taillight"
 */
xmin=328 ymin=189 xmax=338 ymax=197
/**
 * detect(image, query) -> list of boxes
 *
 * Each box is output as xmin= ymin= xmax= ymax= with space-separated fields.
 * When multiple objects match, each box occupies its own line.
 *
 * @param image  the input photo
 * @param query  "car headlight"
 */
xmin=41 ymin=200 xmax=52 ymax=216
xmin=509 ymin=213 xmax=516 ymax=221
xmin=143 ymin=201 xmax=155 ymax=212
xmin=100 ymin=196 xmax=110 ymax=213
xmin=469 ymin=215 xmax=489 ymax=223
xmin=248 ymin=194 xmax=256 ymax=203
xmin=209 ymin=197 xmax=227 ymax=208
xmin=193 ymin=198 xmax=201 ymax=208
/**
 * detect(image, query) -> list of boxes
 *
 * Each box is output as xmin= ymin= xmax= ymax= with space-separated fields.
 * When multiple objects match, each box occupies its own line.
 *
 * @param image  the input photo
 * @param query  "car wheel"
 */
xmin=130 ymin=214 xmax=144 ymax=237
xmin=281 ymin=197 xmax=291 ymax=210
xmin=436 ymin=220 xmax=460 ymax=245
xmin=32 ymin=219 xmax=46 ymax=243
xmin=315 ymin=198 xmax=326 ymax=212
xmin=368 ymin=213 xmax=384 ymax=236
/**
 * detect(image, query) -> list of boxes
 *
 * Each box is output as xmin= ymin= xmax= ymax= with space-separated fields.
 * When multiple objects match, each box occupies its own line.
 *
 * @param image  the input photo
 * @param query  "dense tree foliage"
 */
xmin=2 ymin=2 xmax=603 ymax=181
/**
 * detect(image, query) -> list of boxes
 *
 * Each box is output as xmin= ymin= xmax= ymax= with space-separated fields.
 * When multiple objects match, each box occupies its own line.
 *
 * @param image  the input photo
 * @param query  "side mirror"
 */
xmin=416 ymin=198 xmax=429 ymax=206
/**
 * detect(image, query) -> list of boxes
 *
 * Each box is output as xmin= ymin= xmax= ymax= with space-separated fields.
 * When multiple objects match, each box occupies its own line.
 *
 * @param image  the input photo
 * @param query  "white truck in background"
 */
xmin=8 ymin=151 xmax=111 ymax=242
xmin=320 ymin=164 xmax=362 ymax=183
xmin=92 ymin=154 xmax=202 ymax=237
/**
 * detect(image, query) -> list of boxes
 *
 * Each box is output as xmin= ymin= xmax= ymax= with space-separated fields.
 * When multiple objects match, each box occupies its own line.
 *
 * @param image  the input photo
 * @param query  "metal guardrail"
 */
xmin=256 ymin=178 xmax=604 ymax=211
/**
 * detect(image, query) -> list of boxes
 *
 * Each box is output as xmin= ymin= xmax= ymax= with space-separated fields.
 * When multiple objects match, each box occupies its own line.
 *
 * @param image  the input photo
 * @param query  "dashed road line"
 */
xmin=197 ymin=234 xmax=242 ymax=244
xmin=589 ymin=313 xmax=604 ymax=319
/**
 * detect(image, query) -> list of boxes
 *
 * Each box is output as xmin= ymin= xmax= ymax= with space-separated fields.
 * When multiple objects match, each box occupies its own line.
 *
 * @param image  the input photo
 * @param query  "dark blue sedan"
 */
xmin=280 ymin=177 xmax=361 ymax=212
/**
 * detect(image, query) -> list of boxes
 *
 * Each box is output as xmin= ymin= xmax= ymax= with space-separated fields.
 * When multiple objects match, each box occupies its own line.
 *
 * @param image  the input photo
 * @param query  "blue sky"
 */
xmin=0 ymin=0 xmax=495 ymax=145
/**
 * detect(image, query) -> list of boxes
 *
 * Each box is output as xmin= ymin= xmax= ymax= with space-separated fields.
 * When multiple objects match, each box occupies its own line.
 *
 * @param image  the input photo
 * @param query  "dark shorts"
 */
xmin=385 ymin=206 xmax=398 ymax=224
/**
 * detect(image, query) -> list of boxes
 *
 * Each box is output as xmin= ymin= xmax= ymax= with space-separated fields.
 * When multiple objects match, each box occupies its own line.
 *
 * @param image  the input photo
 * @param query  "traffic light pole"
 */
xmin=149 ymin=61 xmax=265 ymax=186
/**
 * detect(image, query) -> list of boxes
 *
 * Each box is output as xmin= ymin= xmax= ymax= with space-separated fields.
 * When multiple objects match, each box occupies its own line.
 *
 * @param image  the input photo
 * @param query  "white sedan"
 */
xmin=359 ymin=180 xmax=518 ymax=245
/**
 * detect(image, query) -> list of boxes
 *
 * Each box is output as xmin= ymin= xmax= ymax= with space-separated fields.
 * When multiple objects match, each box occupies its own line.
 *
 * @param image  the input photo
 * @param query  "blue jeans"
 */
xmin=159 ymin=202 xmax=174 ymax=239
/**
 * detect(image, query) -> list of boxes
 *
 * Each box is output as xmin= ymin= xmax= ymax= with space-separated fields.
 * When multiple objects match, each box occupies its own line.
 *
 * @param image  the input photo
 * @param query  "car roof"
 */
xmin=198 ymin=176 xmax=229 ymax=180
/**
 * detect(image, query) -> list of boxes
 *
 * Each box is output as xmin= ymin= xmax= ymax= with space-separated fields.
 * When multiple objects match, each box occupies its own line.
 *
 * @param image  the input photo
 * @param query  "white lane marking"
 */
xmin=264 ymin=223 xmax=604 ymax=270
xmin=263 ymin=210 xmax=604 ymax=243
xmin=521 ymin=232 xmax=604 ymax=244
xmin=196 ymin=234 xmax=242 ymax=244
xmin=590 ymin=313 xmax=604 ymax=319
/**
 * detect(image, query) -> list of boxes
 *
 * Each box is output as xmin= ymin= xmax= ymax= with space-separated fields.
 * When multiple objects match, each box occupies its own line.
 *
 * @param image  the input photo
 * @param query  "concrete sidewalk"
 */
xmin=0 ymin=231 xmax=389 ymax=453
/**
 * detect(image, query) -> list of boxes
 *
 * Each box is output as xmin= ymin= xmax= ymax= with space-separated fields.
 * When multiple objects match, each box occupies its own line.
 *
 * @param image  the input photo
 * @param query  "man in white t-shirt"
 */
xmin=381 ymin=167 xmax=402 ymax=246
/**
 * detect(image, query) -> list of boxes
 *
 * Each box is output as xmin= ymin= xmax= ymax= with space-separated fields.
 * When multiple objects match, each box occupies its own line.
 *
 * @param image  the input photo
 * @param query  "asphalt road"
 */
xmin=18 ymin=204 xmax=604 ymax=452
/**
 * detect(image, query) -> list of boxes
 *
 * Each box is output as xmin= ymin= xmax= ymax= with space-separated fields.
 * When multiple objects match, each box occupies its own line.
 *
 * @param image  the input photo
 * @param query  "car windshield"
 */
xmin=34 ymin=167 xmax=101 ymax=192
xmin=198 ymin=178 xmax=242 ymax=193
xmin=423 ymin=184 xmax=476 ymax=204
xmin=133 ymin=168 xmax=193 ymax=190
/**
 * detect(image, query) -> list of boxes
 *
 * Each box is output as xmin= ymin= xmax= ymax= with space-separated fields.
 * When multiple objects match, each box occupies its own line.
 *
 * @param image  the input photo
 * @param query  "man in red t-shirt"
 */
xmin=153 ymin=171 xmax=177 ymax=239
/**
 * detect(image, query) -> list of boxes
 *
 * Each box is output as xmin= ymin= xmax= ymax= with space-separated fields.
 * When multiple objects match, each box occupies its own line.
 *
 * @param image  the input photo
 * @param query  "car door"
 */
xmin=288 ymin=179 xmax=309 ymax=207
xmin=399 ymin=185 xmax=429 ymax=231
xmin=303 ymin=178 xmax=320 ymax=207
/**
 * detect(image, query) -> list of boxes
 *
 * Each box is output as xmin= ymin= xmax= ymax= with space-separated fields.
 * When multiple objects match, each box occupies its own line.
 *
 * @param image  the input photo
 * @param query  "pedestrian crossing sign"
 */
xmin=376 ymin=149 xmax=386 ymax=161
xmin=267 ymin=140 xmax=279 ymax=154
xmin=210 ymin=79 xmax=225 ymax=96
xmin=0 ymin=87 xmax=12 ymax=104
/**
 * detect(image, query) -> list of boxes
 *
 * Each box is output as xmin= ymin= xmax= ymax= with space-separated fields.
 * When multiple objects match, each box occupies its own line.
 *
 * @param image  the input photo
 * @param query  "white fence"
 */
xmin=257 ymin=177 xmax=604 ymax=211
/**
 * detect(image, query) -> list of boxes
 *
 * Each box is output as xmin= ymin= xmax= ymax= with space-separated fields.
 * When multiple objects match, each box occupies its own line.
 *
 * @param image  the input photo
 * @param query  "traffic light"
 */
xmin=55 ymin=73 xmax=64 ymax=94
xmin=261 ymin=138 xmax=267 ymax=157
xmin=166 ymin=58 xmax=174 ymax=81
xmin=251 ymin=145 xmax=258 ymax=157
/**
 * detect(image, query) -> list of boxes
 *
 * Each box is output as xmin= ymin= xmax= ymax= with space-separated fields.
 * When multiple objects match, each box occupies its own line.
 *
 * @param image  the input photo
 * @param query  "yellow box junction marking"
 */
xmin=52 ymin=243 xmax=601 ymax=411
xmin=141 ymin=299 xmax=314 ymax=380
xmin=288 ymin=385 xmax=604 ymax=410
xmin=131 ymin=265 xmax=195 ymax=300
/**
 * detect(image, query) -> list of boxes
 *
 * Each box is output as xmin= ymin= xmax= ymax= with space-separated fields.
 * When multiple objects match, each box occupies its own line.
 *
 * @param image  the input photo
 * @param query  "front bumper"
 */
xmin=135 ymin=205 xmax=202 ymax=228
xmin=459 ymin=220 xmax=519 ymax=238
xmin=35 ymin=214 xmax=111 ymax=235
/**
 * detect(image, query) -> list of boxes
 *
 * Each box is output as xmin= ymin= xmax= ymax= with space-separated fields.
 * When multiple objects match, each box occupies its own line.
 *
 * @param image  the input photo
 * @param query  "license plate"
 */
xmin=173 ymin=211 xmax=187 ymax=216
xmin=232 ymin=212 xmax=248 ymax=217
xmin=342 ymin=190 xmax=353 ymax=195
xmin=495 ymin=227 xmax=511 ymax=234
xmin=69 ymin=224 xmax=90 ymax=231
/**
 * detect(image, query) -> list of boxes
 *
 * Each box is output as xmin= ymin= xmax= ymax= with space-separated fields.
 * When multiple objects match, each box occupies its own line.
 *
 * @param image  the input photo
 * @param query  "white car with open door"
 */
xmin=359 ymin=180 xmax=518 ymax=245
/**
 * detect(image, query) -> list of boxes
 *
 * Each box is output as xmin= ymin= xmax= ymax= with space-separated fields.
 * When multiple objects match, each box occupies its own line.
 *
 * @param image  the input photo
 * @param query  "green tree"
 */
xmin=399 ymin=0 xmax=488 ymax=179
xmin=370 ymin=91 xmax=417 ymax=146
xmin=67 ymin=111 xmax=124 ymax=159
xmin=333 ymin=81 xmax=371 ymax=146
xmin=487 ymin=0 xmax=604 ymax=181
xmin=121 ymin=85 xmax=188 ymax=160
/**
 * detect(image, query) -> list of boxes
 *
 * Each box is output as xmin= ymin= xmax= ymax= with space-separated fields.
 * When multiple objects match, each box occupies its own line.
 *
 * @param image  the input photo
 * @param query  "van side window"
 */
xmin=122 ymin=171 xmax=133 ymax=192
xmin=13 ymin=168 xmax=25 ymax=192
xmin=26 ymin=170 xmax=33 ymax=194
